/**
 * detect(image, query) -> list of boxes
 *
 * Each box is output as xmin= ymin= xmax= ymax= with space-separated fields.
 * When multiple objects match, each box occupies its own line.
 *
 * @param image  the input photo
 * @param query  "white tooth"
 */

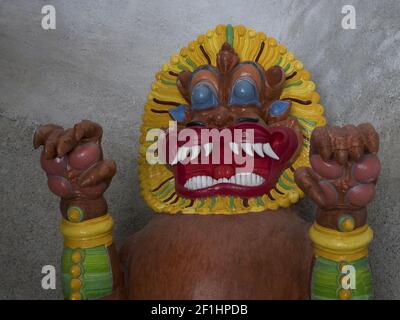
xmin=245 ymin=174 xmax=251 ymax=185
xmin=222 ymin=178 xmax=229 ymax=183
xmin=251 ymin=174 xmax=257 ymax=185
xmin=241 ymin=143 xmax=254 ymax=156
xmin=253 ymin=144 xmax=264 ymax=157
xmin=242 ymin=174 xmax=248 ymax=185
xmin=230 ymin=176 xmax=236 ymax=184
xmin=196 ymin=176 xmax=201 ymax=188
xmin=191 ymin=177 xmax=196 ymax=190
xmin=178 ymin=147 xmax=190 ymax=162
xmin=229 ymin=142 xmax=240 ymax=155
xmin=195 ymin=176 xmax=200 ymax=188
xmin=256 ymin=175 xmax=261 ymax=185
xmin=201 ymin=176 xmax=207 ymax=188
xmin=177 ymin=148 xmax=184 ymax=161
xmin=235 ymin=174 xmax=241 ymax=185
xmin=170 ymin=153 xmax=178 ymax=165
xmin=263 ymin=143 xmax=280 ymax=160
xmin=190 ymin=145 xmax=201 ymax=161
xmin=237 ymin=173 xmax=251 ymax=186
xmin=207 ymin=176 xmax=213 ymax=186
xmin=204 ymin=143 xmax=213 ymax=157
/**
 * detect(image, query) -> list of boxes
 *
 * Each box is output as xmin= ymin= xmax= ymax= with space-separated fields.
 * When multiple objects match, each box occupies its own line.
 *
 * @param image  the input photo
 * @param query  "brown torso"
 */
xmin=119 ymin=207 xmax=314 ymax=299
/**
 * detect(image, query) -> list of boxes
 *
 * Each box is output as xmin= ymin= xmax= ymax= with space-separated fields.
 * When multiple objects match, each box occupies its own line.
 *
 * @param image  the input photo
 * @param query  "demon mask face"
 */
xmin=139 ymin=25 xmax=325 ymax=214
xmin=167 ymin=43 xmax=302 ymax=198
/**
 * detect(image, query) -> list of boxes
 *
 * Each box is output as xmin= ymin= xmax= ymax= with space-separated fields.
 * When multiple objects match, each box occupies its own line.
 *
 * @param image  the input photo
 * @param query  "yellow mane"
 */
xmin=138 ymin=24 xmax=326 ymax=214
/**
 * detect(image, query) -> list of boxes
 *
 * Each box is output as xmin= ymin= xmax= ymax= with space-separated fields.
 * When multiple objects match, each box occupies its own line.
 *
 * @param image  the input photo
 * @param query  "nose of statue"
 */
xmin=213 ymin=165 xmax=235 ymax=179
xmin=212 ymin=106 xmax=233 ymax=127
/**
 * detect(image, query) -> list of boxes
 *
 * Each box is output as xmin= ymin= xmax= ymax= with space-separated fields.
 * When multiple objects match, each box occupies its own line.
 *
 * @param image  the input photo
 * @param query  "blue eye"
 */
xmin=229 ymin=79 xmax=260 ymax=106
xmin=191 ymin=83 xmax=218 ymax=110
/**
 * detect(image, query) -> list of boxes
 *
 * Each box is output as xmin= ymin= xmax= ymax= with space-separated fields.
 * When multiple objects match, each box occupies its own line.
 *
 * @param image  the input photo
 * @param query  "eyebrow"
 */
xmin=189 ymin=65 xmax=219 ymax=88
xmin=191 ymin=65 xmax=218 ymax=78
xmin=233 ymin=62 xmax=265 ymax=82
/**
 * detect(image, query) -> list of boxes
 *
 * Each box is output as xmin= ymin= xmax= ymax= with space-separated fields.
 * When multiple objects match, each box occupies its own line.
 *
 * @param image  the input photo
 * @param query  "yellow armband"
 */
xmin=60 ymin=214 xmax=113 ymax=249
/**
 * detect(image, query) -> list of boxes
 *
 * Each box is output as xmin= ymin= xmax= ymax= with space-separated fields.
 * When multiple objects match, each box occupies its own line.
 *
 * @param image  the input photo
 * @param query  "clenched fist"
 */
xmin=33 ymin=120 xmax=116 ymax=220
xmin=295 ymin=124 xmax=380 ymax=230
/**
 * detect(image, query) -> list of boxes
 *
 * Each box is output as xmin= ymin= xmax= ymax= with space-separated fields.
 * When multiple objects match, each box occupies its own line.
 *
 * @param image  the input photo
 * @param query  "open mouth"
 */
xmin=167 ymin=123 xmax=299 ymax=198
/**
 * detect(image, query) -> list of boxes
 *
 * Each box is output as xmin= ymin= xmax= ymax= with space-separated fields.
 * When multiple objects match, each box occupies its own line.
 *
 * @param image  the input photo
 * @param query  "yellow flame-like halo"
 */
xmin=138 ymin=24 xmax=326 ymax=214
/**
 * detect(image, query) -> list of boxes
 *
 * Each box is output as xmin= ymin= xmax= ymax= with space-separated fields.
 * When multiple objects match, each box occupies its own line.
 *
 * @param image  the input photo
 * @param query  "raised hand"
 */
xmin=295 ymin=124 xmax=380 ymax=231
xmin=33 ymin=120 xmax=116 ymax=220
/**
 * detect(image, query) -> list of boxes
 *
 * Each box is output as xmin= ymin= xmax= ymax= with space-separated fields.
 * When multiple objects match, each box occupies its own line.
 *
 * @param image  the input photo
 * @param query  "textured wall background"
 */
xmin=0 ymin=0 xmax=399 ymax=299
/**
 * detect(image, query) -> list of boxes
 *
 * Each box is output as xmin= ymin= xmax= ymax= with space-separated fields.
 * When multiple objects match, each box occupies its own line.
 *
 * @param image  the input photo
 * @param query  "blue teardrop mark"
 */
xmin=168 ymin=104 xmax=187 ymax=122
xmin=269 ymin=100 xmax=290 ymax=116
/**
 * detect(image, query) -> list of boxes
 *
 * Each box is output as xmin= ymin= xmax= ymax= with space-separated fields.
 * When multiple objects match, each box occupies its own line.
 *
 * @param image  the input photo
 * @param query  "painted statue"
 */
xmin=33 ymin=25 xmax=381 ymax=300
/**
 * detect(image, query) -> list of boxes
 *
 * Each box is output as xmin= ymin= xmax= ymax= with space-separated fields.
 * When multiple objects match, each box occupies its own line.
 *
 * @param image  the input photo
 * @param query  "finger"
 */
xmin=294 ymin=167 xmax=326 ymax=207
xmin=74 ymin=120 xmax=103 ymax=143
xmin=329 ymin=126 xmax=348 ymax=165
xmin=310 ymin=154 xmax=343 ymax=179
xmin=43 ymin=129 xmax=65 ymax=159
xmin=310 ymin=126 xmax=332 ymax=161
xmin=344 ymin=124 xmax=364 ymax=162
xmin=33 ymin=124 xmax=63 ymax=149
xmin=56 ymin=128 xmax=78 ymax=157
xmin=78 ymin=159 xmax=116 ymax=188
xmin=353 ymin=155 xmax=381 ymax=184
xmin=358 ymin=123 xmax=379 ymax=154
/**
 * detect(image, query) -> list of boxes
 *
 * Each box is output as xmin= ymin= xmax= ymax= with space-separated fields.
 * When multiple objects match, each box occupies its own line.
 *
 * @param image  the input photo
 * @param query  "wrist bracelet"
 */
xmin=60 ymin=214 xmax=113 ymax=249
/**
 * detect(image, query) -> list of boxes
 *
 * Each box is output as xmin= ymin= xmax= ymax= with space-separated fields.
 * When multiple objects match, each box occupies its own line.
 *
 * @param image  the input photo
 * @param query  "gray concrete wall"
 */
xmin=0 ymin=0 xmax=399 ymax=299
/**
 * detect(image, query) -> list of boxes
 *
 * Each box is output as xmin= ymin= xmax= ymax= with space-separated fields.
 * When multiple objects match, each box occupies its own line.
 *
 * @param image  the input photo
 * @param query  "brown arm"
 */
xmin=34 ymin=120 xmax=125 ymax=300
xmin=295 ymin=123 xmax=380 ymax=300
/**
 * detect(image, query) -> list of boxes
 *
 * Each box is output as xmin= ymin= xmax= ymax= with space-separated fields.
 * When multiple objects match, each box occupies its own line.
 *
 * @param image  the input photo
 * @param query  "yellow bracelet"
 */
xmin=309 ymin=223 xmax=373 ymax=262
xmin=60 ymin=214 xmax=113 ymax=249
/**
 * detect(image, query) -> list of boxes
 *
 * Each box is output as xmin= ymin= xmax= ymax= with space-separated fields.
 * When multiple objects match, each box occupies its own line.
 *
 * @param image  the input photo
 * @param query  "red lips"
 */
xmin=166 ymin=123 xmax=299 ymax=198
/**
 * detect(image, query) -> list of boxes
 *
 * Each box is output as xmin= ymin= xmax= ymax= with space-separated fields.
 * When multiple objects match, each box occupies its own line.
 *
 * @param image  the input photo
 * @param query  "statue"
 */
xmin=33 ymin=25 xmax=380 ymax=300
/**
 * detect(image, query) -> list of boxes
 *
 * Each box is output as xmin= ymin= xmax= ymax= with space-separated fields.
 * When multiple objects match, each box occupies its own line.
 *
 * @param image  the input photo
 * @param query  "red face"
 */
xmin=166 ymin=43 xmax=302 ymax=199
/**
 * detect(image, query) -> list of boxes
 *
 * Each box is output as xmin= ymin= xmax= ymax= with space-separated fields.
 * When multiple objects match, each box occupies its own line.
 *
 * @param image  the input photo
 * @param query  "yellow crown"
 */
xmin=138 ymin=24 xmax=326 ymax=215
